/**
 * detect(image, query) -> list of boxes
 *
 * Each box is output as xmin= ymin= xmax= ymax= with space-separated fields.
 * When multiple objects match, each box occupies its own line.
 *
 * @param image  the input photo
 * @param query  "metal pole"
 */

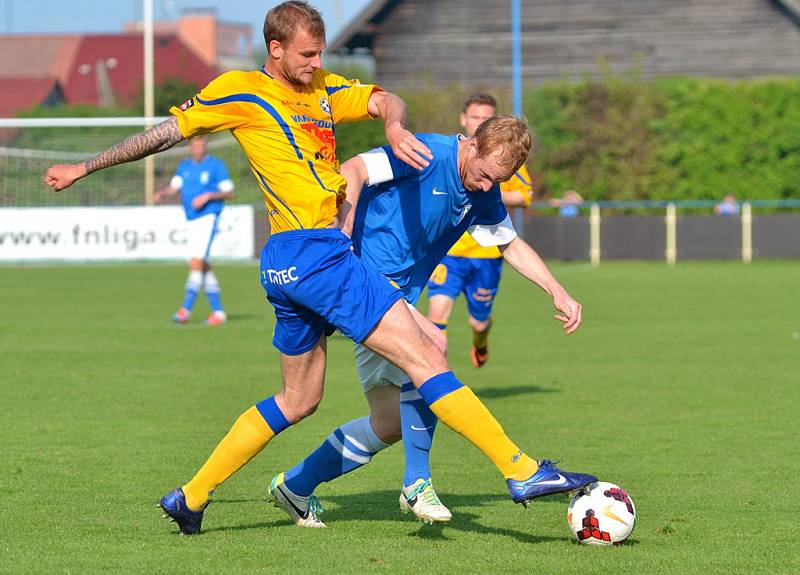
xmin=742 ymin=202 xmax=752 ymax=263
xmin=144 ymin=0 xmax=155 ymax=206
xmin=665 ymin=203 xmax=677 ymax=265
xmin=511 ymin=0 xmax=525 ymax=238
xmin=590 ymin=203 xmax=601 ymax=266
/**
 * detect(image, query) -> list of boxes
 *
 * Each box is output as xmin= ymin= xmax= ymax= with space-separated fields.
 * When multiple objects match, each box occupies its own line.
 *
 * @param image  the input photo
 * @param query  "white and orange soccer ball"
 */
xmin=567 ymin=481 xmax=636 ymax=546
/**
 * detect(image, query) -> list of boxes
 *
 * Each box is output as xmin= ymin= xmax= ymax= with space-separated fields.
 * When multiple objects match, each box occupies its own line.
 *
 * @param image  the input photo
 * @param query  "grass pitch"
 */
xmin=2 ymin=261 xmax=798 ymax=574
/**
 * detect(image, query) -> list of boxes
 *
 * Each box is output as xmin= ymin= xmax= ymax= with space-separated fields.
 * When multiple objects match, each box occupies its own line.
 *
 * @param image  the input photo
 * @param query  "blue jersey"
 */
xmin=173 ymin=155 xmax=231 ymax=220
xmin=351 ymin=133 xmax=515 ymax=305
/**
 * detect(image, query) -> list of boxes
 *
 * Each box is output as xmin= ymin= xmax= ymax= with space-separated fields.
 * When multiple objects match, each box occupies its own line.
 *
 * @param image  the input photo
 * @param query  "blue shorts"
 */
xmin=260 ymin=229 xmax=403 ymax=356
xmin=427 ymin=255 xmax=503 ymax=322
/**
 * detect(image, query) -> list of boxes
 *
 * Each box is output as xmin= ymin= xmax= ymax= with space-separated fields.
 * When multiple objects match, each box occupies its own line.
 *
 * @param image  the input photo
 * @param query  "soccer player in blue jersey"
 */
xmin=269 ymin=116 xmax=593 ymax=527
xmin=154 ymin=136 xmax=234 ymax=326
xmin=428 ymin=93 xmax=534 ymax=367
xmin=44 ymin=2 xmax=594 ymax=536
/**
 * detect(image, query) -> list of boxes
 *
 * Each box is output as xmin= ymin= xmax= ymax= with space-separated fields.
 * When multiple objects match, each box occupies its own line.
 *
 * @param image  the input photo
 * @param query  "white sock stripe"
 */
xmin=342 ymin=433 xmax=370 ymax=454
xmin=354 ymin=415 xmax=391 ymax=452
xmin=327 ymin=434 xmax=372 ymax=465
xmin=204 ymin=271 xmax=220 ymax=293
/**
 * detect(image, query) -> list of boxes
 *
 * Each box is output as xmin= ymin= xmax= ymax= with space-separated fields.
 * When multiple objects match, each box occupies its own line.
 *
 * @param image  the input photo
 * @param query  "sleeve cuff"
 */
xmin=468 ymin=214 xmax=518 ymax=247
xmin=358 ymin=148 xmax=394 ymax=185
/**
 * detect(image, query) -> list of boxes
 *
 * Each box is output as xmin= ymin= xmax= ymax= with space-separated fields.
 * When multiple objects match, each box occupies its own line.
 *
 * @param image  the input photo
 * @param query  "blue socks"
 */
xmin=182 ymin=270 xmax=203 ymax=311
xmin=283 ymin=416 xmax=389 ymax=497
xmin=204 ymin=270 xmax=224 ymax=312
xmin=282 ymin=382 xmax=442 ymax=497
xmin=400 ymin=382 xmax=438 ymax=487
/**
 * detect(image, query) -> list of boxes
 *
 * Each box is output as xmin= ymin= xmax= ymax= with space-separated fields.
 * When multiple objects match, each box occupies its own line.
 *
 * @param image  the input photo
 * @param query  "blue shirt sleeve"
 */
xmin=472 ymin=186 xmax=508 ymax=225
xmin=175 ymin=159 xmax=187 ymax=178
xmin=213 ymin=157 xmax=230 ymax=186
xmin=379 ymin=144 xmax=427 ymax=183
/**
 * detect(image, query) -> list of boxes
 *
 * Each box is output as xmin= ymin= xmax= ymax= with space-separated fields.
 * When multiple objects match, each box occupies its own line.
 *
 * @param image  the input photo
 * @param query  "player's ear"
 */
xmin=459 ymin=113 xmax=468 ymax=130
xmin=268 ymin=39 xmax=283 ymax=60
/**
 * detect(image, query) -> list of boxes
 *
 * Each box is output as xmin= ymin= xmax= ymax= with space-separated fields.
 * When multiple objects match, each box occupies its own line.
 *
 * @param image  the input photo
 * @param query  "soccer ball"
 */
xmin=567 ymin=481 xmax=636 ymax=546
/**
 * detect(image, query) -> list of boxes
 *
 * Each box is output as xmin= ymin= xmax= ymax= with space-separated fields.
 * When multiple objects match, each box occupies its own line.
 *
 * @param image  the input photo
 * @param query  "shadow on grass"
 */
xmin=204 ymin=490 xmax=568 ymax=544
xmin=473 ymin=384 xmax=559 ymax=399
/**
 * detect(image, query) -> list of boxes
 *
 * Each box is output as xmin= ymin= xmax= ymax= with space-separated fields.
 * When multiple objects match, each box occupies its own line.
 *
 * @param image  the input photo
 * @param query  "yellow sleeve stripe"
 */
xmin=198 ymin=92 xmax=339 ymax=197
xmin=513 ymin=170 xmax=531 ymax=186
xmin=326 ymin=84 xmax=351 ymax=96
xmin=196 ymin=93 xmax=303 ymax=159
xmin=255 ymin=170 xmax=305 ymax=229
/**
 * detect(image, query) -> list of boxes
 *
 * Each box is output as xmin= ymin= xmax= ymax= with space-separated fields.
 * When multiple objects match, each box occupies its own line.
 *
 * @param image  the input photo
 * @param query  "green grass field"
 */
xmin=2 ymin=261 xmax=798 ymax=574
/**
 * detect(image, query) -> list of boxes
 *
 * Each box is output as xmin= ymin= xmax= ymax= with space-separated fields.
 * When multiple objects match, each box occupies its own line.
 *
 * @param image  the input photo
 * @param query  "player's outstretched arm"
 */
xmin=499 ymin=237 xmax=583 ymax=334
xmin=367 ymin=91 xmax=432 ymax=171
xmin=44 ymin=117 xmax=185 ymax=192
xmin=338 ymin=156 xmax=370 ymax=237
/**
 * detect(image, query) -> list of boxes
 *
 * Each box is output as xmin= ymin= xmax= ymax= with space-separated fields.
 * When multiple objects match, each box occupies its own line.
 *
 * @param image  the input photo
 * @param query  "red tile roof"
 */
xmin=0 ymin=77 xmax=61 ymax=117
xmin=0 ymin=35 xmax=82 ymax=84
xmin=0 ymin=33 xmax=219 ymax=111
xmin=63 ymin=34 xmax=218 ymax=106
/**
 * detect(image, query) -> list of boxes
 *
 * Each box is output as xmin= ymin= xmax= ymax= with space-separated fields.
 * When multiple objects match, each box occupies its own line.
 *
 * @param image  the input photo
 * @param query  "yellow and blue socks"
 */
xmin=182 ymin=270 xmax=203 ymax=311
xmin=182 ymin=396 xmax=290 ymax=511
xmin=203 ymin=270 xmax=224 ymax=313
xmin=417 ymin=371 xmax=538 ymax=481
xmin=283 ymin=416 xmax=389 ymax=497
xmin=400 ymin=382 xmax=438 ymax=487
xmin=431 ymin=319 xmax=448 ymax=334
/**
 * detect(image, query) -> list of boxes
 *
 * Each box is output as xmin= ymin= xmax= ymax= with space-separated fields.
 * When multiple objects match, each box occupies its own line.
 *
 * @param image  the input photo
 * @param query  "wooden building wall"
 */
xmin=366 ymin=0 xmax=800 ymax=90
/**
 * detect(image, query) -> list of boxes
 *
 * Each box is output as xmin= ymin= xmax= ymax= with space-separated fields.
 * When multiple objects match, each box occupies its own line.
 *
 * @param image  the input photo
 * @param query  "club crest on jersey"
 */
xmin=319 ymin=97 xmax=331 ymax=115
xmin=179 ymin=97 xmax=194 ymax=111
xmin=457 ymin=204 xmax=472 ymax=224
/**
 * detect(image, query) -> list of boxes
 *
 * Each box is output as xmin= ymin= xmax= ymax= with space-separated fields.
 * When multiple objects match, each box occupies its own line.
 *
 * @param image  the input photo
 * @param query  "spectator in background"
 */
xmin=715 ymin=193 xmax=740 ymax=216
xmin=154 ymin=136 xmax=234 ymax=326
xmin=550 ymin=189 xmax=583 ymax=217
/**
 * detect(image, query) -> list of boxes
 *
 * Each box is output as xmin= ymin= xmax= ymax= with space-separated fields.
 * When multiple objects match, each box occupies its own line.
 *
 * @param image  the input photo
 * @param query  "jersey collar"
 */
xmin=453 ymin=134 xmax=468 ymax=195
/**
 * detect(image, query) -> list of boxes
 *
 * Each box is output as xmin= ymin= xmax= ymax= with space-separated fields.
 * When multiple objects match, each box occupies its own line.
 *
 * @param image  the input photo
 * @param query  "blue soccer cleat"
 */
xmin=507 ymin=460 xmax=597 ymax=507
xmin=158 ymin=487 xmax=208 ymax=535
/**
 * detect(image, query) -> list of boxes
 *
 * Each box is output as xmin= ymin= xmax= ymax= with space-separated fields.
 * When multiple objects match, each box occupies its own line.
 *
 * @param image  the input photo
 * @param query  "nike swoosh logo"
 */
xmin=602 ymin=504 xmax=630 ymax=526
xmin=277 ymin=485 xmax=308 ymax=519
xmin=410 ymin=425 xmax=433 ymax=431
xmin=536 ymin=474 xmax=567 ymax=486
xmin=432 ymin=188 xmax=447 ymax=196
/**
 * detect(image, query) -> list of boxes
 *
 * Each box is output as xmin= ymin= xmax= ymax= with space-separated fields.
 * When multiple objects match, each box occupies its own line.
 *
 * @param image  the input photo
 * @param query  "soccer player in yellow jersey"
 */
xmin=44 ymin=2 xmax=591 ymax=536
xmin=428 ymin=93 xmax=534 ymax=367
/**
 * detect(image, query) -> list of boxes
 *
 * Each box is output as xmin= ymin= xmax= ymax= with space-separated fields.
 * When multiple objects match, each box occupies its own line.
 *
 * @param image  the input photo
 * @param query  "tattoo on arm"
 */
xmin=84 ymin=117 xmax=185 ymax=174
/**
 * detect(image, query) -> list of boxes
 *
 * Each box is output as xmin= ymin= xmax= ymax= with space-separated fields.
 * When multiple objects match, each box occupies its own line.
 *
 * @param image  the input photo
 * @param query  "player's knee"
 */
xmin=418 ymin=334 xmax=450 ymax=372
xmin=281 ymin=396 xmax=321 ymax=423
xmin=371 ymin=416 xmax=401 ymax=444
xmin=469 ymin=316 xmax=490 ymax=332
xmin=429 ymin=326 xmax=448 ymax=355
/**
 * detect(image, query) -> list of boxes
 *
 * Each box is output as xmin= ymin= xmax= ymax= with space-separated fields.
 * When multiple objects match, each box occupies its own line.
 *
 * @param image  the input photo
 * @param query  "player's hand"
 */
xmin=386 ymin=125 xmax=432 ymax=170
xmin=552 ymin=289 xmax=582 ymax=334
xmin=191 ymin=193 xmax=210 ymax=210
xmin=43 ymin=163 xmax=87 ymax=192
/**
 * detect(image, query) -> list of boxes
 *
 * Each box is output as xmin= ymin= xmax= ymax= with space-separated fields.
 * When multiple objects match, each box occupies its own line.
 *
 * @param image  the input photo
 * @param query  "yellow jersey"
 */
xmin=447 ymin=165 xmax=533 ymax=259
xmin=170 ymin=68 xmax=379 ymax=234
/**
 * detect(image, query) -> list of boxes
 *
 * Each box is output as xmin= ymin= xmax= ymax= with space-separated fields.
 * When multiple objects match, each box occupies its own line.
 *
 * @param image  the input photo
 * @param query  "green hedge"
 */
xmin=338 ymin=76 xmax=800 ymax=202
xmin=14 ymin=76 xmax=800 ymax=204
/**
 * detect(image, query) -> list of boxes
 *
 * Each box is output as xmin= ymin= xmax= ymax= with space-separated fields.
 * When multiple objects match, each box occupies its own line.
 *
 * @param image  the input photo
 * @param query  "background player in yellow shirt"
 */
xmin=428 ymin=93 xmax=534 ymax=368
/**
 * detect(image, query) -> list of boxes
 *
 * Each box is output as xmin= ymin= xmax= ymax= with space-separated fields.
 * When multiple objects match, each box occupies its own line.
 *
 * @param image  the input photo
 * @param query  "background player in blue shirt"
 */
xmin=154 ymin=136 xmax=234 ymax=325
xmin=269 ymin=116 xmax=594 ymax=527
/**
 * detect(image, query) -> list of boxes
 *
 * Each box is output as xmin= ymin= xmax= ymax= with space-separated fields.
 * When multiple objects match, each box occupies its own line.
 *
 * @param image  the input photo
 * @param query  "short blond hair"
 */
xmin=263 ymin=1 xmax=326 ymax=47
xmin=472 ymin=115 xmax=532 ymax=174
